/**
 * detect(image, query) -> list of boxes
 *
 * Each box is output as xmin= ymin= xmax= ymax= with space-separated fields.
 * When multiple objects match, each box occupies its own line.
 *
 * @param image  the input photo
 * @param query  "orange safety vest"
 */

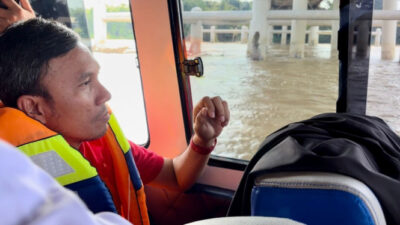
xmin=0 ymin=105 xmax=149 ymax=225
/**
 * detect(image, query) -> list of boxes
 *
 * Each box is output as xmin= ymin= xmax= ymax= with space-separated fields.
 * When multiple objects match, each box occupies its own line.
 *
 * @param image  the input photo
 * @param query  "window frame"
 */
xmin=167 ymin=0 xmax=250 ymax=170
xmin=168 ymin=0 xmax=378 ymax=169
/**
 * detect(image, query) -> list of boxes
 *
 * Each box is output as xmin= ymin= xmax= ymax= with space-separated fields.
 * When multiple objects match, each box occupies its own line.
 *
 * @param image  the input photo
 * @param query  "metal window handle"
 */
xmin=183 ymin=57 xmax=204 ymax=77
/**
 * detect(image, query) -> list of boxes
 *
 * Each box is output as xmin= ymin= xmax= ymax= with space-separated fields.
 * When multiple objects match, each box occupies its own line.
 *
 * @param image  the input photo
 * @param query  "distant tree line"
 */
xmin=182 ymin=0 xmax=251 ymax=42
xmin=105 ymin=4 xmax=134 ymax=39
xmin=70 ymin=4 xmax=134 ymax=40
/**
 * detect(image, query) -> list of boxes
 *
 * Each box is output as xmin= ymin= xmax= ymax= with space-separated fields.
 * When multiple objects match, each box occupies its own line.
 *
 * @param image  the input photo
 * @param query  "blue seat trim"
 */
xmin=251 ymin=187 xmax=375 ymax=225
xmin=65 ymin=175 xmax=117 ymax=213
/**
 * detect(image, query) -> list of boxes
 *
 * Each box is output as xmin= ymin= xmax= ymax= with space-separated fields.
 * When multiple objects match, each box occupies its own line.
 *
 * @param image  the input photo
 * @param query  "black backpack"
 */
xmin=228 ymin=113 xmax=400 ymax=225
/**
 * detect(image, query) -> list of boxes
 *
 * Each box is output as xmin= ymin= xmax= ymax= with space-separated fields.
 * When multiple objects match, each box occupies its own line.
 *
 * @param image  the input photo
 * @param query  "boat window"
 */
xmin=366 ymin=0 xmax=400 ymax=134
xmin=181 ymin=0 xmax=339 ymax=160
xmin=32 ymin=0 xmax=149 ymax=145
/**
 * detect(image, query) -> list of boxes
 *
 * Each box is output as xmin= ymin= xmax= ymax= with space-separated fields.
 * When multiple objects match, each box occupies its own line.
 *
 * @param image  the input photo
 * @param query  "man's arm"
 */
xmin=0 ymin=0 xmax=35 ymax=33
xmin=149 ymin=96 xmax=229 ymax=191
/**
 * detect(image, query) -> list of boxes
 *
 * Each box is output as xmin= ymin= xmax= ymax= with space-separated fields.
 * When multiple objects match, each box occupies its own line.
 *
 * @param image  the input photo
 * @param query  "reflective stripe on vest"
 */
xmin=0 ymin=105 xmax=149 ymax=225
xmin=18 ymin=134 xmax=97 ymax=185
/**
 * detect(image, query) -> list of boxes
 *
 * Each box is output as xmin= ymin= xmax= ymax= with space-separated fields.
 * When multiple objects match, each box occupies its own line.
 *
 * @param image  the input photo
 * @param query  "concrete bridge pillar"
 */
xmin=248 ymin=0 xmax=271 ymax=60
xmin=381 ymin=0 xmax=398 ymax=60
xmin=189 ymin=7 xmax=203 ymax=55
xmin=309 ymin=26 xmax=319 ymax=46
xmin=331 ymin=0 xmax=339 ymax=56
xmin=289 ymin=0 xmax=308 ymax=58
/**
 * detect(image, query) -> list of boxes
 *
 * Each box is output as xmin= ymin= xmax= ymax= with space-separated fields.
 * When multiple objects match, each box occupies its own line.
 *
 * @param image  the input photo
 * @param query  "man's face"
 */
xmin=41 ymin=43 xmax=111 ymax=148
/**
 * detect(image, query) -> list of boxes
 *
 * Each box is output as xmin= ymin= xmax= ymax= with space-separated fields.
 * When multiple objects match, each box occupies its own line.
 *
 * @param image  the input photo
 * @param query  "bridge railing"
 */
xmin=201 ymin=26 xmax=385 ymax=46
xmin=91 ymin=8 xmax=399 ymax=49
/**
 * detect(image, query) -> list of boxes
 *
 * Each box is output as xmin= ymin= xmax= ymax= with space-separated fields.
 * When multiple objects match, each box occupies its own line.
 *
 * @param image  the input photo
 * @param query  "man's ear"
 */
xmin=16 ymin=95 xmax=48 ymax=124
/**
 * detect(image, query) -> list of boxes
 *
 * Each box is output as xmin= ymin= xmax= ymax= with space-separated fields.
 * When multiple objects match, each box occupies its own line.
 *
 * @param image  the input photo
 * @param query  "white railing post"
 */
xmin=309 ymin=26 xmax=319 ymax=46
xmin=189 ymin=7 xmax=203 ymax=55
xmin=375 ymin=28 xmax=382 ymax=46
xmin=281 ymin=26 xmax=287 ymax=45
xmin=93 ymin=1 xmax=107 ymax=46
xmin=241 ymin=25 xmax=248 ymax=43
xmin=248 ymin=0 xmax=271 ymax=60
xmin=210 ymin=26 xmax=216 ymax=42
xmin=381 ymin=0 xmax=397 ymax=60
xmin=289 ymin=0 xmax=308 ymax=58
xmin=268 ymin=25 xmax=274 ymax=44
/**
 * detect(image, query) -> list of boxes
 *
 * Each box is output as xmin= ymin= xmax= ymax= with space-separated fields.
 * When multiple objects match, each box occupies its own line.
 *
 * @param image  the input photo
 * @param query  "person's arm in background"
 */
xmin=0 ymin=140 xmax=132 ymax=225
xmin=150 ymin=96 xmax=230 ymax=191
xmin=0 ymin=0 xmax=35 ymax=33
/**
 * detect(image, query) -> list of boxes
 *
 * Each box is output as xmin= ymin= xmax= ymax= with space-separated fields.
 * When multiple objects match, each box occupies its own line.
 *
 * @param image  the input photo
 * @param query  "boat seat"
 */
xmin=251 ymin=172 xmax=386 ymax=225
xmin=185 ymin=216 xmax=305 ymax=225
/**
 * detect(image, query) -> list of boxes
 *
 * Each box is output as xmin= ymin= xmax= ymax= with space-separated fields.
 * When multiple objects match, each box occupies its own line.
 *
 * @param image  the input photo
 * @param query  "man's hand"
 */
xmin=0 ymin=0 xmax=35 ymax=33
xmin=192 ymin=96 xmax=230 ymax=148
xmin=150 ymin=96 xmax=230 ymax=191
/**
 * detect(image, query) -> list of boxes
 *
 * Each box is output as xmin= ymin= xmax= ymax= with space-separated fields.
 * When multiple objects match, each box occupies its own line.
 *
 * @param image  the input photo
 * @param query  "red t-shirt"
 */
xmin=79 ymin=139 xmax=164 ymax=187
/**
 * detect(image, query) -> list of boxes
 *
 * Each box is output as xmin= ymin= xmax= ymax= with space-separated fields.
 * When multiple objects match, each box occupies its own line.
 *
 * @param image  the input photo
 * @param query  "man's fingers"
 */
xmin=202 ymin=96 xmax=216 ymax=118
xmin=222 ymin=101 xmax=230 ymax=126
xmin=193 ymin=96 xmax=230 ymax=123
xmin=193 ymin=98 xmax=203 ymax=123
xmin=20 ymin=0 xmax=33 ymax=12
xmin=2 ymin=0 xmax=19 ymax=10
xmin=193 ymin=96 xmax=215 ymax=120
xmin=211 ymin=96 xmax=225 ymax=123
xmin=0 ymin=0 xmax=35 ymax=29
xmin=194 ymin=107 xmax=208 ymax=128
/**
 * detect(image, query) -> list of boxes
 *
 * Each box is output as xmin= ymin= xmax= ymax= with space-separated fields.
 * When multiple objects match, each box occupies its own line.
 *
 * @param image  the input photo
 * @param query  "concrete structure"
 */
xmin=189 ymin=7 xmax=203 ymax=55
xmin=92 ymin=4 xmax=400 ymax=60
xmin=375 ymin=28 xmax=382 ymax=46
xmin=309 ymin=26 xmax=319 ymax=46
xmin=281 ymin=26 xmax=288 ymax=45
xmin=331 ymin=0 xmax=339 ymax=55
xmin=248 ymin=0 xmax=271 ymax=60
xmin=381 ymin=0 xmax=398 ymax=60
xmin=210 ymin=26 xmax=216 ymax=42
xmin=241 ymin=26 xmax=249 ymax=43
xmin=271 ymin=0 xmax=322 ymax=9
xmin=289 ymin=0 xmax=308 ymax=58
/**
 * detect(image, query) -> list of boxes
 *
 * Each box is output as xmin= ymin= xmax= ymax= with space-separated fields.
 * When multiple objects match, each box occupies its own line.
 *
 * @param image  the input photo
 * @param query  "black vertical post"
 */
xmin=167 ymin=0 xmax=195 ymax=143
xmin=337 ymin=0 xmax=373 ymax=114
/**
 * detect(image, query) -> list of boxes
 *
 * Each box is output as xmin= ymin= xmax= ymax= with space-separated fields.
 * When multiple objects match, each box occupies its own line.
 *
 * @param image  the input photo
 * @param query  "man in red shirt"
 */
xmin=0 ymin=7 xmax=229 ymax=203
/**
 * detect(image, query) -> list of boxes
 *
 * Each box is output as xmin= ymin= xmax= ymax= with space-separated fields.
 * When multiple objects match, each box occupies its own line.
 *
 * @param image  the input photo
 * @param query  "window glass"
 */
xmin=366 ymin=0 xmax=400 ymax=134
xmin=182 ymin=0 xmax=339 ymax=160
xmin=54 ymin=0 xmax=148 ymax=144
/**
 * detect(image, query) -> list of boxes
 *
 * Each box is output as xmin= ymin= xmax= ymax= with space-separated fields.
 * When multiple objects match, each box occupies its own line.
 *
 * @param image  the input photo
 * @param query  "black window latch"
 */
xmin=182 ymin=57 xmax=203 ymax=77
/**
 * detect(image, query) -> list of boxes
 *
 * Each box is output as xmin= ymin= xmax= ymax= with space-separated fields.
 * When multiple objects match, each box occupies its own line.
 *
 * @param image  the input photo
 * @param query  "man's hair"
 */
xmin=0 ymin=18 xmax=79 ymax=108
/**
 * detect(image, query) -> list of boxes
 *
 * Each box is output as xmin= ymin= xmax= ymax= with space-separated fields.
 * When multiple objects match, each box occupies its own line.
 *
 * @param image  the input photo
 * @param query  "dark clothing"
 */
xmin=228 ymin=113 xmax=400 ymax=225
